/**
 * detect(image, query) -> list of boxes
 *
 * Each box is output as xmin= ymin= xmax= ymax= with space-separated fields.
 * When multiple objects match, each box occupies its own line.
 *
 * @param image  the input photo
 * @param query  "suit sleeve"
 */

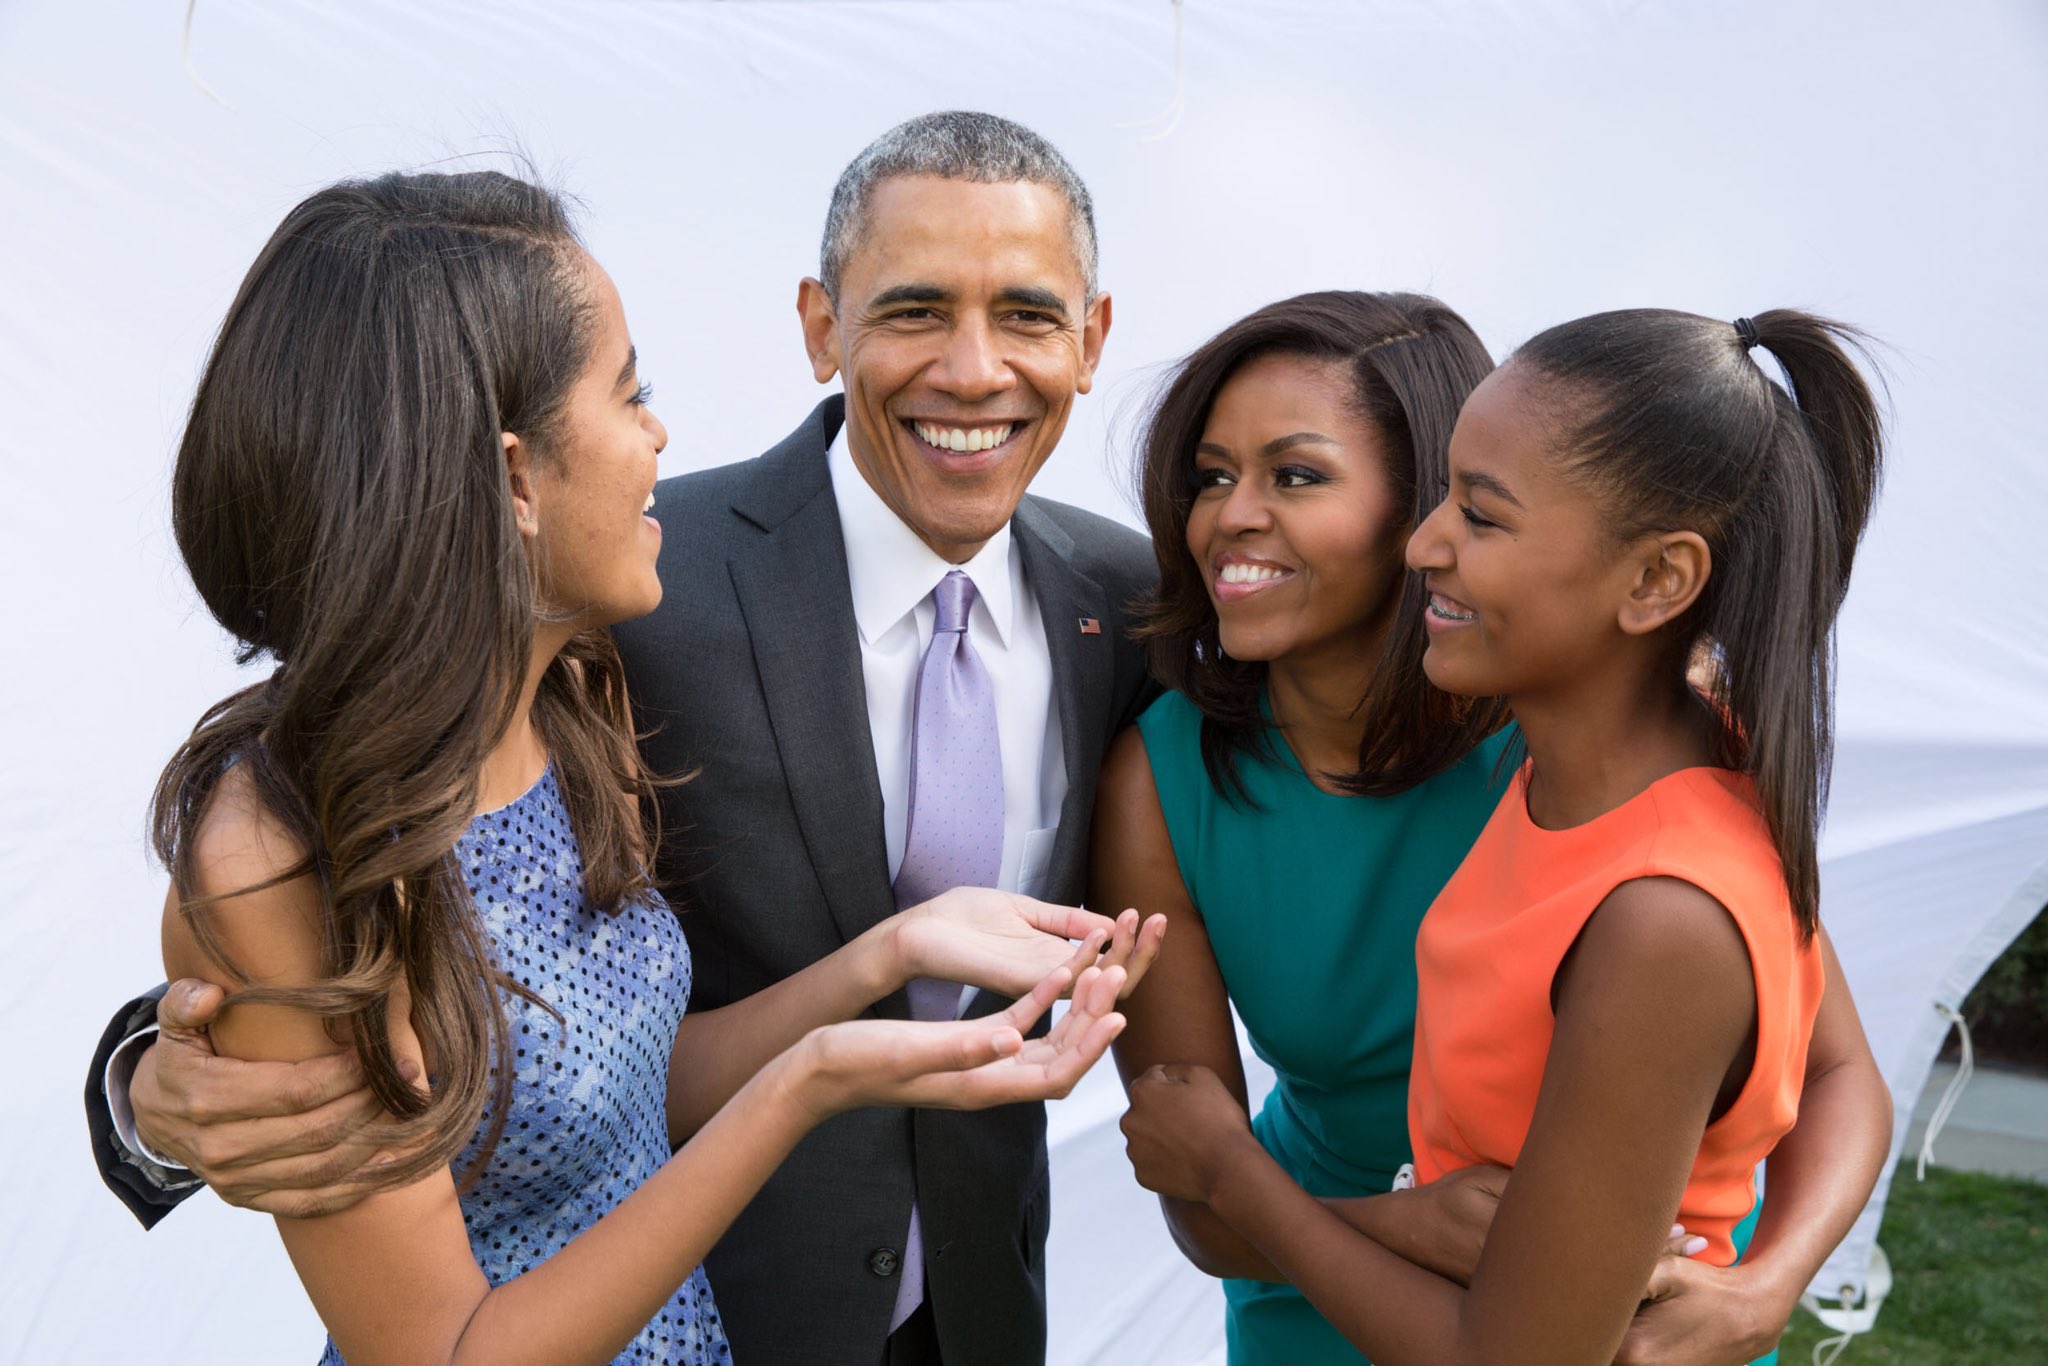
xmin=85 ymin=985 xmax=206 ymax=1228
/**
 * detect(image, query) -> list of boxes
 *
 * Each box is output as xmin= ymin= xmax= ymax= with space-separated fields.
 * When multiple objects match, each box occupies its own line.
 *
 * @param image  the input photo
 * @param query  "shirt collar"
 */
xmin=828 ymin=424 xmax=1016 ymax=648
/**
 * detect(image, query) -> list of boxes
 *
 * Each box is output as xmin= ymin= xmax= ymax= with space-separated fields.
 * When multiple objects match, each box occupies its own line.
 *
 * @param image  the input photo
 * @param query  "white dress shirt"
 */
xmin=828 ymin=427 xmax=1068 ymax=907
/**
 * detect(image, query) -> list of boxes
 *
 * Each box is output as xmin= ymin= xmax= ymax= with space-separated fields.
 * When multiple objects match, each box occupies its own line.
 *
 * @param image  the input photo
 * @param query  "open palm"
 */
xmin=893 ymin=886 xmax=1166 ymax=999
xmin=803 ymin=955 xmax=1129 ymax=1117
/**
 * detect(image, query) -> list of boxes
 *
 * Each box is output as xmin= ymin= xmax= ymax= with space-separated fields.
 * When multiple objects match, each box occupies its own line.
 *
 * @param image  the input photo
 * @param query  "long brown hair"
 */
xmin=1134 ymin=290 xmax=1506 ymax=802
xmin=1512 ymin=309 xmax=1885 ymax=939
xmin=150 ymin=170 xmax=662 ymax=1191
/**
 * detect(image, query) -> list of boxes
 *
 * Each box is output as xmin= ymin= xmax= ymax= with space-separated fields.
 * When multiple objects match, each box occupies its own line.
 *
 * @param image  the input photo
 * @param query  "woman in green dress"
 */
xmin=1094 ymin=291 xmax=1893 ymax=1365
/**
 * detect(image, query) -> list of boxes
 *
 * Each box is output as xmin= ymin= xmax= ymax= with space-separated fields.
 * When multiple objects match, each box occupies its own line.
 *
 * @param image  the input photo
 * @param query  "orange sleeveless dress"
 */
xmin=1406 ymin=765 xmax=1823 ymax=1264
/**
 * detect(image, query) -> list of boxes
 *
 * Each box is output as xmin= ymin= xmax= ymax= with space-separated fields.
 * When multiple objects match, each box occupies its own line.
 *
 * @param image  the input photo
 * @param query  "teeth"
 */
xmin=1428 ymin=593 xmax=1475 ymax=621
xmin=643 ymin=493 xmax=655 ymax=513
xmin=914 ymin=421 xmax=1015 ymax=453
xmin=1219 ymin=563 xmax=1289 ymax=585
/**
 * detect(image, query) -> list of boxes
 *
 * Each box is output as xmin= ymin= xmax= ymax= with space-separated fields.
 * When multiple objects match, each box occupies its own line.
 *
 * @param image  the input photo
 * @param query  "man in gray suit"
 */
xmin=88 ymin=112 xmax=1156 ymax=1365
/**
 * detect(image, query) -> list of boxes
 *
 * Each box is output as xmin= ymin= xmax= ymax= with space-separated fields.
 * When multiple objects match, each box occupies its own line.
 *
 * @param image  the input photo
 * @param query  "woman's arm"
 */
xmin=1090 ymin=726 xmax=1281 ymax=1281
xmin=663 ymin=888 xmax=1161 ymax=1139
xmin=1124 ymin=876 xmax=1759 ymax=1365
xmin=1616 ymin=924 xmax=1892 ymax=1365
xmin=1093 ymin=727 xmax=1493 ymax=1283
xmin=1303 ymin=930 xmax=1888 ymax=1366
xmin=170 ymin=770 xmax=1129 ymax=1366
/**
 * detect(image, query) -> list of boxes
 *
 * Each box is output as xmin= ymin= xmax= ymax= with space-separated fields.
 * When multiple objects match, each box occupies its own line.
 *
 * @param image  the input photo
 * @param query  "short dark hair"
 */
xmin=1511 ymin=308 xmax=1886 ymax=937
xmin=820 ymin=110 xmax=1098 ymax=298
xmin=1134 ymin=290 xmax=1505 ymax=801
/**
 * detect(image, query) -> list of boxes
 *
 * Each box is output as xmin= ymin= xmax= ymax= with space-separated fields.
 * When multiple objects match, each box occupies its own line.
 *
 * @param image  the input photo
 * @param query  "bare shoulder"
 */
xmin=1558 ymin=876 xmax=1755 ymax=1042
xmin=1093 ymin=726 xmax=1184 ymax=871
xmin=1091 ymin=726 xmax=1194 ymax=901
xmin=162 ymin=762 xmax=325 ymax=993
xmin=1096 ymin=725 xmax=1159 ymax=810
xmin=1584 ymin=877 xmax=1750 ymax=975
xmin=183 ymin=763 xmax=312 ymax=899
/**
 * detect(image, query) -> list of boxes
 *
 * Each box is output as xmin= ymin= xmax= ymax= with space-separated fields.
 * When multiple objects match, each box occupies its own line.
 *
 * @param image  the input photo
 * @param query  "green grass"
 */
xmin=1776 ymin=1165 xmax=2048 ymax=1363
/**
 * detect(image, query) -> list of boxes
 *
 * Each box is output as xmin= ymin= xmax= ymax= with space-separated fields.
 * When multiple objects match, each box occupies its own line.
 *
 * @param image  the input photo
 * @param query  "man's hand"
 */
xmin=890 ymin=889 xmax=1166 ymax=1000
xmin=133 ymin=979 xmax=393 ymax=1218
xmin=1616 ymin=1253 xmax=1784 ymax=1366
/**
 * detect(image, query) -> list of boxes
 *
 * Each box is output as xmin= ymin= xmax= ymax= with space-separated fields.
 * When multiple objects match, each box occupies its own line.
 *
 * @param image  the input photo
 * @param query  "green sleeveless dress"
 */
xmin=1136 ymin=690 xmax=1776 ymax=1366
xmin=1137 ymin=690 xmax=1513 ymax=1364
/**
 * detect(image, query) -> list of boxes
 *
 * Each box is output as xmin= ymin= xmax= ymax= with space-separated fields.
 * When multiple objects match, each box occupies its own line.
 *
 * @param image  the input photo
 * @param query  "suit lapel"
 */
xmin=727 ymin=399 xmax=896 ymax=946
xmin=1013 ymin=498 xmax=1115 ymax=904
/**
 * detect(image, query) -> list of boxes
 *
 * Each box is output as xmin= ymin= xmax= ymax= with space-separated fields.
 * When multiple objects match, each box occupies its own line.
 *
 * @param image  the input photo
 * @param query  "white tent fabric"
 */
xmin=4 ymin=1 xmax=2043 ymax=1359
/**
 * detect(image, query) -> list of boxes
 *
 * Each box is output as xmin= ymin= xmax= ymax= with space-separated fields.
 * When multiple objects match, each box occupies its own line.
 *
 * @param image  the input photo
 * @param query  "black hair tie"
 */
xmin=1733 ymin=316 xmax=1761 ymax=350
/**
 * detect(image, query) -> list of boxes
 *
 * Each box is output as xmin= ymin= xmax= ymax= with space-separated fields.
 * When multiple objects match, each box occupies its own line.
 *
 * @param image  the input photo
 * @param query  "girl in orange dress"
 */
xmin=1122 ymin=308 xmax=1887 ymax=1364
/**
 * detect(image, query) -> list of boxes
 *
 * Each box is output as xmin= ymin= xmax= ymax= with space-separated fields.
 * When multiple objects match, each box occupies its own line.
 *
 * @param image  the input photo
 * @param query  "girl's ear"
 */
xmin=503 ymin=431 xmax=539 ymax=537
xmin=1619 ymin=531 xmax=1710 ymax=635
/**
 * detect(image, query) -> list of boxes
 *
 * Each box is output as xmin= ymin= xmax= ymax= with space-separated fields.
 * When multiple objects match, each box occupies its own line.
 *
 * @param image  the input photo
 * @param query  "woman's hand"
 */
xmin=1414 ymin=1165 xmax=1510 ymax=1283
xmin=791 ymin=956 xmax=1130 ymax=1119
xmin=1616 ymin=1255 xmax=1780 ymax=1366
xmin=1120 ymin=1063 xmax=1265 ymax=1204
xmin=1323 ymin=1164 xmax=1513 ymax=1285
xmin=887 ymin=887 xmax=1166 ymax=1000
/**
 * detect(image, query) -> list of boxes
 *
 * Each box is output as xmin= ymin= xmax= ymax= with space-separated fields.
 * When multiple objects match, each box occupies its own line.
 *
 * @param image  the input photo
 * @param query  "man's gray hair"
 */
xmin=820 ymin=111 xmax=1099 ymax=300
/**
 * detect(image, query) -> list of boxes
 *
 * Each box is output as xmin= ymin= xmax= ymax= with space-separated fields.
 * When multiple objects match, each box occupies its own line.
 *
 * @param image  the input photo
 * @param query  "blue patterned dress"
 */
xmin=318 ymin=767 xmax=728 ymax=1364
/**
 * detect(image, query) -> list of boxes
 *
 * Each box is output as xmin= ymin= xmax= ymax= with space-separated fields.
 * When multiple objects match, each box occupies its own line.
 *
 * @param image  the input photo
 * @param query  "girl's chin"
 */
xmin=1420 ymin=646 xmax=1489 ymax=698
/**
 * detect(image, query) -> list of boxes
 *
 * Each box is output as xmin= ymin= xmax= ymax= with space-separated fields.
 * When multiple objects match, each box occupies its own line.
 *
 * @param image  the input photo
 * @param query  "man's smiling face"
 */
xmin=800 ymin=175 xmax=1111 ymax=562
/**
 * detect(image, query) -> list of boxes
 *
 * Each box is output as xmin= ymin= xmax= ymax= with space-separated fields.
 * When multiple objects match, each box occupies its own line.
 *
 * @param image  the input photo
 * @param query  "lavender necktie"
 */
xmin=889 ymin=568 xmax=1004 ymax=1331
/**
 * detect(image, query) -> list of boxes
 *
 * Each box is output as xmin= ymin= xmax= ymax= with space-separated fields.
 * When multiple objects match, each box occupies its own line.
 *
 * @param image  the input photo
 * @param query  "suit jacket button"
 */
xmin=868 ymin=1247 xmax=900 ymax=1278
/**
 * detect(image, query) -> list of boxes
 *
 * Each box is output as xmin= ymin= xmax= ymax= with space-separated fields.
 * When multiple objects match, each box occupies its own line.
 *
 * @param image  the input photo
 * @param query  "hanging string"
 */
xmin=1917 ymin=1000 xmax=1974 ymax=1180
xmin=1811 ymin=1318 xmax=1854 ymax=1366
xmin=1802 ymin=1243 xmax=1895 ymax=1364
xmin=1116 ymin=0 xmax=1185 ymax=143
xmin=182 ymin=0 xmax=235 ymax=110
xmin=1801 ymin=999 xmax=1975 ymax=1360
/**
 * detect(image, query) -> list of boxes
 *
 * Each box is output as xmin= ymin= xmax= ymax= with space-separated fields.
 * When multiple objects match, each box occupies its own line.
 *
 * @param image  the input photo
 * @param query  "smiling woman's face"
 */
xmin=525 ymin=252 xmax=669 ymax=632
xmin=1405 ymin=363 xmax=1643 ymax=700
xmin=1184 ymin=351 xmax=1408 ymax=671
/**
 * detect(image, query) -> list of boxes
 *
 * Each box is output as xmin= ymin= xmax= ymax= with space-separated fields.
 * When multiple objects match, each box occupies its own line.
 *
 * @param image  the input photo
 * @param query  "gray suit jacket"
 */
xmin=611 ymin=396 xmax=1156 ymax=1365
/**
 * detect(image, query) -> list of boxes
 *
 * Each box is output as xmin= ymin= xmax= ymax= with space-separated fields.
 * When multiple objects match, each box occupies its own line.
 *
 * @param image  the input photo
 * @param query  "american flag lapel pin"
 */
xmin=1078 ymin=616 xmax=1101 ymax=635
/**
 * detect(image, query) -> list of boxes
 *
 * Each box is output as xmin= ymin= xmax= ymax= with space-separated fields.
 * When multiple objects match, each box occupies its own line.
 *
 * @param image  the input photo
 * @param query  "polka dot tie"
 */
xmin=889 ymin=569 xmax=1005 ymax=1331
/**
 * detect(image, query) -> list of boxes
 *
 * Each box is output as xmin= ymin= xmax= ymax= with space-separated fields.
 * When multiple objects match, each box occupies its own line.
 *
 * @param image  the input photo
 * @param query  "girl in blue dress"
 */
xmin=151 ymin=170 xmax=1144 ymax=1364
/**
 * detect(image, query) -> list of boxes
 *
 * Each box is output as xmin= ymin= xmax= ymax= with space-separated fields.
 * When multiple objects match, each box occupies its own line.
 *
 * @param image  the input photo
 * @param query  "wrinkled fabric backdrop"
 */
xmin=4 ymin=2 xmax=2043 ymax=1360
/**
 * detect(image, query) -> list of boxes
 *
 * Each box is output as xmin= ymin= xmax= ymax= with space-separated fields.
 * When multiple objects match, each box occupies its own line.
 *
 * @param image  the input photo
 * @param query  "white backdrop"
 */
xmin=4 ymin=2 xmax=2045 ymax=1361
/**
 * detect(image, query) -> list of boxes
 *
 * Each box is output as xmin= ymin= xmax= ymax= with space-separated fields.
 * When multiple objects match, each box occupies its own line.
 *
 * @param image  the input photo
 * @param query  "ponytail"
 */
xmin=1514 ymin=309 xmax=1885 ymax=937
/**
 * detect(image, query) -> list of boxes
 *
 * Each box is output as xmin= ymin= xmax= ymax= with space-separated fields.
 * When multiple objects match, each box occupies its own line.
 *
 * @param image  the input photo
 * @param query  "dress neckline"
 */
xmin=1512 ymin=761 xmax=1743 ymax=836
xmin=475 ymin=760 xmax=556 ymax=819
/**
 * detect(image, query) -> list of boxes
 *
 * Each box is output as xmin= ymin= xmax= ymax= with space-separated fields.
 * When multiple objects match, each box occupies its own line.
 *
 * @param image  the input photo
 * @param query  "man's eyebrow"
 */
xmin=868 ymin=284 xmax=951 ymax=310
xmin=1459 ymin=469 xmax=1524 ymax=508
xmin=614 ymin=345 xmax=638 ymax=391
